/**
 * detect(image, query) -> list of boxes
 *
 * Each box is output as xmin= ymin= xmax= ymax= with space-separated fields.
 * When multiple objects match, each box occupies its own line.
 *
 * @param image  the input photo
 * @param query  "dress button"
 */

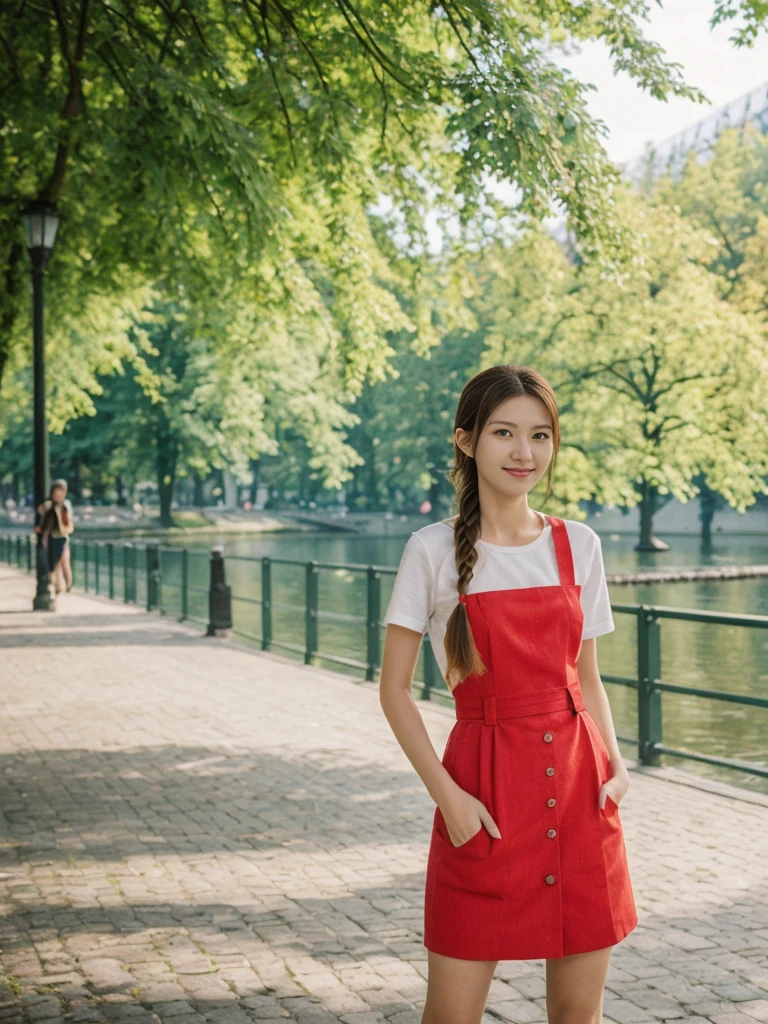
xmin=545 ymin=766 xmax=555 ymax=776
xmin=545 ymin=874 xmax=556 ymax=885
xmin=547 ymin=828 xmax=557 ymax=838
xmin=543 ymin=732 xmax=553 ymax=742
xmin=547 ymin=798 xmax=556 ymax=807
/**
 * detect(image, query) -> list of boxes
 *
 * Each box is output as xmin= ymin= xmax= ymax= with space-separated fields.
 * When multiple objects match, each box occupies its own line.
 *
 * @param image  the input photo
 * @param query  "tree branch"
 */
xmin=41 ymin=0 xmax=91 ymax=204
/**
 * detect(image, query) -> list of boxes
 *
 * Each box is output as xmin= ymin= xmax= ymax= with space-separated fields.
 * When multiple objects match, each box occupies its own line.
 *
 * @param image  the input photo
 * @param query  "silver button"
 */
xmin=547 ymin=828 xmax=557 ymax=838
xmin=545 ymin=767 xmax=555 ymax=776
xmin=547 ymin=798 xmax=556 ymax=807
xmin=543 ymin=732 xmax=553 ymax=742
xmin=545 ymin=874 xmax=556 ymax=885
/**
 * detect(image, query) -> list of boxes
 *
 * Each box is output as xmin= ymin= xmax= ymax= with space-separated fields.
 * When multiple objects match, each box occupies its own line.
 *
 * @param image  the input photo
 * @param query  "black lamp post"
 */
xmin=20 ymin=201 xmax=60 ymax=612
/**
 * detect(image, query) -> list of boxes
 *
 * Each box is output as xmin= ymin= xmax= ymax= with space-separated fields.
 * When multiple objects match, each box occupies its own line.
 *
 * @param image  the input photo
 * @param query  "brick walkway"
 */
xmin=1 ymin=567 xmax=768 ymax=1024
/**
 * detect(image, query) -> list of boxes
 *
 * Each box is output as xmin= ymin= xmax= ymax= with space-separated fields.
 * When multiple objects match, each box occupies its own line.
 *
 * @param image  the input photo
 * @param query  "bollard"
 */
xmin=206 ymin=545 xmax=232 ymax=638
xmin=33 ymin=534 xmax=55 ymax=611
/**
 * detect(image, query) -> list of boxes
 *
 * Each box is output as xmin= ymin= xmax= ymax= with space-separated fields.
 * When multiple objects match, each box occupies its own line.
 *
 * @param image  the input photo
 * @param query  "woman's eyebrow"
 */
xmin=488 ymin=420 xmax=552 ymax=430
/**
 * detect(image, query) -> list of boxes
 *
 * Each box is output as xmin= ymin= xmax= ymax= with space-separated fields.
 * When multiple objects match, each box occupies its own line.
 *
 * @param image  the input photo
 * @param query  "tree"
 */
xmin=656 ymin=127 xmax=768 ymax=540
xmin=481 ymin=188 xmax=768 ymax=548
xmin=1 ymin=0 xmax=706 ymax=399
xmin=711 ymin=0 xmax=768 ymax=46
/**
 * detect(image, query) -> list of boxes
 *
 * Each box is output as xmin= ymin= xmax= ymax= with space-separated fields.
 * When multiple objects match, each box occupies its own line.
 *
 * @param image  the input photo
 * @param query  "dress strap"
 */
xmin=545 ymin=516 xmax=575 ymax=587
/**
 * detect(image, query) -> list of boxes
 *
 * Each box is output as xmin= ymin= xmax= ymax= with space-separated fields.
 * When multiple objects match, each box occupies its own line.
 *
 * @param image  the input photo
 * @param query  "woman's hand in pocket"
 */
xmin=599 ymin=767 xmax=629 ymax=810
xmin=439 ymin=787 xmax=501 ymax=847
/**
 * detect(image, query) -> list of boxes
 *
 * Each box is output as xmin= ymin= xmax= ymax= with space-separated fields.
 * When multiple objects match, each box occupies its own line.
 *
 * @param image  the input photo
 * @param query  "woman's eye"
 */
xmin=494 ymin=429 xmax=550 ymax=440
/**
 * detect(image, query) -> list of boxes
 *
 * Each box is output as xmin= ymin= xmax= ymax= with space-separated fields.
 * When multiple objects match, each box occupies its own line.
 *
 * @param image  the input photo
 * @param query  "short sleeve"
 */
xmin=580 ymin=531 xmax=615 ymax=639
xmin=382 ymin=533 xmax=434 ymax=634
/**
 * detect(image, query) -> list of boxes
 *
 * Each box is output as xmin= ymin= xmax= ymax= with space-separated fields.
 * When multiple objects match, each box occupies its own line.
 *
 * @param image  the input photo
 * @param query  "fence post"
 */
xmin=84 ymin=542 xmax=90 ymax=592
xmin=206 ymin=545 xmax=232 ymax=637
xmin=123 ymin=545 xmax=130 ymax=603
xmin=107 ymin=543 xmax=114 ymax=599
xmin=16 ymin=535 xmax=21 ymax=568
xmin=637 ymin=605 xmax=662 ymax=766
xmin=261 ymin=557 xmax=272 ymax=650
xmin=94 ymin=544 xmax=100 ymax=595
xmin=366 ymin=567 xmax=381 ymax=682
xmin=26 ymin=534 xmax=32 ymax=572
xmin=180 ymin=549 xmax=189 ymax=620
xmin=146 ymin=544 xmax=160 ymax=611
xmin=305 ymin=561 xmax=319 ymax=665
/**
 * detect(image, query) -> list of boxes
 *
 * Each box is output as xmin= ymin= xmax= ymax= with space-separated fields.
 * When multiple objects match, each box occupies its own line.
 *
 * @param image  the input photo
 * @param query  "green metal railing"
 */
xmin=3 ymin=531 xmax=767 ymax=781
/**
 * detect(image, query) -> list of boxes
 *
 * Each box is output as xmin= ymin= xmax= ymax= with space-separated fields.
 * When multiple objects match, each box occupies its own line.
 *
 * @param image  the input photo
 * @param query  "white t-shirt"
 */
xmin=382 ymin=509 xmax=615 ymax=682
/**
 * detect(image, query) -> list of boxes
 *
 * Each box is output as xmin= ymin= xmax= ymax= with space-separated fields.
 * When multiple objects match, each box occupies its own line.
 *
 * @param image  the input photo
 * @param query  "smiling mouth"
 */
xmin=504 ymin=468 xmax=534 ymax=473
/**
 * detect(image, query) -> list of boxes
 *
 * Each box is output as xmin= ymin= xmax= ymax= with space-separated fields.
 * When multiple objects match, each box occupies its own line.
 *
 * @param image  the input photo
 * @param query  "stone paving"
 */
xmin=1 ymin=566 xmax=768 ymax=1024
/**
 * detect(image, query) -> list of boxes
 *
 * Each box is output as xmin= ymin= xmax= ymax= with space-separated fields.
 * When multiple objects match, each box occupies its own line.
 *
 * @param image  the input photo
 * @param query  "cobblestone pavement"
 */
xmin=1 ymin=567 xmax=768 ymax=1024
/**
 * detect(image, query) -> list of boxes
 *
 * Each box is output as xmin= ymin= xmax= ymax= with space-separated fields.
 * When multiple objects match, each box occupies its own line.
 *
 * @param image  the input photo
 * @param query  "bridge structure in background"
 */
xmin=622 ymin=78 xmax=768 ymax=182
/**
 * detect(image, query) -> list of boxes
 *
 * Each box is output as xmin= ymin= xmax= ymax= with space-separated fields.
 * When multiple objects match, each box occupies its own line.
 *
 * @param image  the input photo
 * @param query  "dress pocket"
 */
xmin=600 ymin=791 xmax=621 ymax=826
xmin=432 ymin=808 xmax=503 ymax=897
xmin=436 ymin=820 xmax=486 ymax=851
xmin=602 ymin=792 xmax=619 ymax=814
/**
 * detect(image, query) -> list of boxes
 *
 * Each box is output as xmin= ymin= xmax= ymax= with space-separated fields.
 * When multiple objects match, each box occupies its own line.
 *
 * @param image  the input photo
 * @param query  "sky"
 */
xmin=561 ymin=0 xmax=768 ymax=167
xmin=478 ymin=0 xmax=768 ymax=216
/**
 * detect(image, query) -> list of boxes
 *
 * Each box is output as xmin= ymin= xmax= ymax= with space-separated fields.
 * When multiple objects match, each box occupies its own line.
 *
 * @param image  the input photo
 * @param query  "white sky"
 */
xmin=425 ymin=2 xmax=768 ymax=249
xmin=560 ymin=0 xmax=768 ymax=166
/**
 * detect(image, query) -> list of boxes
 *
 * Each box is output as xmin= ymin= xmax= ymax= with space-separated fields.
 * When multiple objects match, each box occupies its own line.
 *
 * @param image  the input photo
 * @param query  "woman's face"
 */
xmin=457 ymin=394 xmax=554 ymax=496
xmin=51 ymin=486 xmax=67 ymax=504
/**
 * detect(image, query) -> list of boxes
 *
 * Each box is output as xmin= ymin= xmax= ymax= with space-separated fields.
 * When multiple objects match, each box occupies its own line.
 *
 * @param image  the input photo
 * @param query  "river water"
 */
xmin=154 ymin=526 xmax=768 ymax=795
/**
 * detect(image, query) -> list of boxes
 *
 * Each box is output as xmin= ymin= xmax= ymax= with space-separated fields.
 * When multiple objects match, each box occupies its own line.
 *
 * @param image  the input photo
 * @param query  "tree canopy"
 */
xmin=1 ymin=0 xmax=708 ymax=393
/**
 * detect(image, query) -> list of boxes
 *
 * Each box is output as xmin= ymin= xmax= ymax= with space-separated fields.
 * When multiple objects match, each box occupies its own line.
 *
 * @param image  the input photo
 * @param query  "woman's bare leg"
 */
xmin=421 ymin=951 xmax=497 ymax=1024
xmin=50 ymin=563 xmax=63 ymax=593
xmin=546 ymin=945 xmax=613 ymax=1024
xmin=59 ymin=544 xmax=73 ymax=590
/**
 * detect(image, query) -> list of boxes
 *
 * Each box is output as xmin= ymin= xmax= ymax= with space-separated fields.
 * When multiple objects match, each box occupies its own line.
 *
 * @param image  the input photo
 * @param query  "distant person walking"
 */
xmin=36 ymin=479 xmax=75 ymax=594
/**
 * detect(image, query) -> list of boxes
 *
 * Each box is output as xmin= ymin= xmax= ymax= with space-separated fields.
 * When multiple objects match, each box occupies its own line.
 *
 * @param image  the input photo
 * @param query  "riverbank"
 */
xmin=0 ymin=507 xmax=322 ymax=539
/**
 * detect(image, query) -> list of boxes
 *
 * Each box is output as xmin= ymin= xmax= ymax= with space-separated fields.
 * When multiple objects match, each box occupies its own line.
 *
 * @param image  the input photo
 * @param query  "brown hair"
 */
xmin=443 ymin=365 xmax=561 ymax=691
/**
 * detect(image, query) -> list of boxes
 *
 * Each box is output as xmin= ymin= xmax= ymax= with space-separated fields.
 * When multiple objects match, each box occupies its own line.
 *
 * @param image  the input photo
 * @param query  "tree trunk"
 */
xmin=157 ymin=454 xmax=177 ymax=529
xmin=249 ymin=458 xmax=260 ymax=505
xmin=194 ymin=475 xmax=206 ymax=508
xmin=636 ymin=481 xmax=670 ymax=551
xmin=298 ymin=462 xmax=309 ymax=503
xmin=367 ymin=439 xmax=378 ymax=511
xmin=0 ymin=241 xmax=26 ymax=395
xmin=156 ymin=417 xmax=178 ymax=529
xmin=698 ymin=479 xmax=717 ymax=547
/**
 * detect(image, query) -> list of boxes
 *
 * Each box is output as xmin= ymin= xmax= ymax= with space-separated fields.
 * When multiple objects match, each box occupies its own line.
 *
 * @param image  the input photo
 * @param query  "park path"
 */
xmin=1 ymin=566 xmax=767 ymax=1024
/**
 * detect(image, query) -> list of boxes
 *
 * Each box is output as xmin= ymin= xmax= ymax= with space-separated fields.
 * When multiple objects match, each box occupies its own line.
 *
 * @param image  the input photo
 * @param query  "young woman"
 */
xmin=36 ymin=479 xmax=75 ymax=593
xmin=379 ymin=365 xmax=638 ymax=1024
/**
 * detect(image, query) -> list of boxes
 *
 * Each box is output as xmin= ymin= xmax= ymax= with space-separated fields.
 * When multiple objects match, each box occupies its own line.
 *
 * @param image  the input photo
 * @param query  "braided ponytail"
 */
xmin=442 ymin=365 xmax=559 ymax=691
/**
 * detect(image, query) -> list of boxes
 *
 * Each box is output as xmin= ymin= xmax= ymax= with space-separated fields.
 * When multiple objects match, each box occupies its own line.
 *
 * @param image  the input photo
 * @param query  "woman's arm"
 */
xmin=379 ymin=623 xmax=502 ymax=845
xmin=577 ymin=637 xmax=630 ymax=805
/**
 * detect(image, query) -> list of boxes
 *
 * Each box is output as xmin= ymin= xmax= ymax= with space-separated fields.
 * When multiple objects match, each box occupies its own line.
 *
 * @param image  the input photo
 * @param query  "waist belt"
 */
xmin=454 ymin=686 xmax=585 ymax=726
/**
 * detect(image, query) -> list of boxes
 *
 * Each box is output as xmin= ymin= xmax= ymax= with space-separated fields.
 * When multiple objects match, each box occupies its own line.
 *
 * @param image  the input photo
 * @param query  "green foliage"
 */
xmin=711 ymin=0 xmax=768 ymax=46
xmin=1 ymin=0 xmax=707 ymax=395
xmin=482 ymin=185 xmax=768 ymax=517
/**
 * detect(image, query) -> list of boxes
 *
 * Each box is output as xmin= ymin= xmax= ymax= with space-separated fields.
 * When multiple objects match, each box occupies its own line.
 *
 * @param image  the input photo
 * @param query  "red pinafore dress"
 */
xmin=423 ymin=515 xmax=638 ymax=960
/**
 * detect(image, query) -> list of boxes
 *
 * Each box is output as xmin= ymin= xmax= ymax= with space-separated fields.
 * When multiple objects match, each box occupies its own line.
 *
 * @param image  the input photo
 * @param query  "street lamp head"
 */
xmin=20 ymin=201 xmax=60 ymax=257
